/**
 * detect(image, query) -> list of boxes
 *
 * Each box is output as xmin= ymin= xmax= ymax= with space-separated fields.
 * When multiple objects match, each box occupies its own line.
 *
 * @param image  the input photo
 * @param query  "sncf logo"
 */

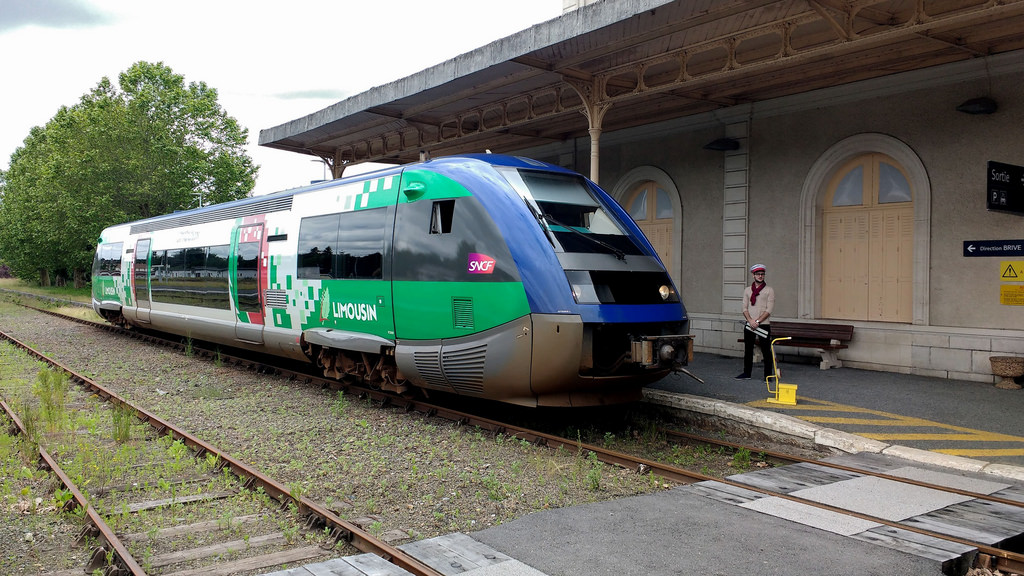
xmin=467 ymin=253 xmax=496 ymax=274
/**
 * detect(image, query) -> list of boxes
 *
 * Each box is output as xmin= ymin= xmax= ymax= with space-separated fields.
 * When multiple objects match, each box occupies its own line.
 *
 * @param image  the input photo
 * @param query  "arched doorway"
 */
xmin=799 ymin=134 xmax=931 ymax=324
xmin=821 ymin=153 xmax=914 ymax=322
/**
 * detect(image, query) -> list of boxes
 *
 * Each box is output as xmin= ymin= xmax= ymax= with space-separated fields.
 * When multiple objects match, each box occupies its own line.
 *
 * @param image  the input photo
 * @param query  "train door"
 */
xmin=233 ymin=224 xmax=265 ymax=343
xmin=133 ymin=238 xmax=152 ymax=323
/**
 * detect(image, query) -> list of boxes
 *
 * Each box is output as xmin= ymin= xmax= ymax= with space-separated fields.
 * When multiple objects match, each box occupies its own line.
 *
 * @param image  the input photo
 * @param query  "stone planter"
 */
xmin=990 ymin=356 xmax=1024 ymax=390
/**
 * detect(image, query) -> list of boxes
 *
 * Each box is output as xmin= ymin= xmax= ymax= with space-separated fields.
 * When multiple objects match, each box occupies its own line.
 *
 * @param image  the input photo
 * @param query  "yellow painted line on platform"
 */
xmin=750 ymin=402 xmax=882 ymax=413
xmin=938 ymin=448 xmax=1024 ymax=457
xmin=748 ymin=396 xmax=1024 ymax=457
xmin=800 ymin=417 xmax=922 ymax=426
xmin=863 ymin=433 xmax=1016 ymax=441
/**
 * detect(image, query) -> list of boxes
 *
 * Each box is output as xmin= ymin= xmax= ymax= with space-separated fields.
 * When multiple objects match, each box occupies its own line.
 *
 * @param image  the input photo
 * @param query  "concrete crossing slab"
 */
xmin=887 ymin=466 xmax=1012 ymax=494
xmin=790 ymin=476 xmax=974 ymax=521
xmin=261 ymin=553 xmax=412 ymax=576
xmin=739 ymin=495 xmax=881 ymax=535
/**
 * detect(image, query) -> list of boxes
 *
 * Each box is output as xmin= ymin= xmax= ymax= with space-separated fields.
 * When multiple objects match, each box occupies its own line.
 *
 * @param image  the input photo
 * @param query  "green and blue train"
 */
xmin=92 ymin=154 xmax=691 ymax=407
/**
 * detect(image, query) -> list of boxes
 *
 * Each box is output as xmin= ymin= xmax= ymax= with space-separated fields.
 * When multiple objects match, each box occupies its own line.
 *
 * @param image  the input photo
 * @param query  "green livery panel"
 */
xmin=392 ymin=280 xmax=531 ymax=340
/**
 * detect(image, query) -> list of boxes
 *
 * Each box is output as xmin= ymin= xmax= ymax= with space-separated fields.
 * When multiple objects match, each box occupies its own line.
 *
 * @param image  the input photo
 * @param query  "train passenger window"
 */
xmin=337 ymin=208 xmax=385 ymax=280
xmin=149 ymin=250 xmax=174 ymax=303
xmin=150 ymin=245 xmax=230 ymax=309
xmin=393 ymin=195 xmax=519 ymax=283
xmin=204 ymin=245 xmax=231 ymax=309
xmin=430 ymin=200 xmax=455 ymax=234
xmin=297 ymin=213 xmax=341 ymax=279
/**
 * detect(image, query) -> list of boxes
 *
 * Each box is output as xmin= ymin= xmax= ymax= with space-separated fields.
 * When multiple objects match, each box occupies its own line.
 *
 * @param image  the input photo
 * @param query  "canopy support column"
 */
xmin=565 ymin=77 xmax=611 ymax=184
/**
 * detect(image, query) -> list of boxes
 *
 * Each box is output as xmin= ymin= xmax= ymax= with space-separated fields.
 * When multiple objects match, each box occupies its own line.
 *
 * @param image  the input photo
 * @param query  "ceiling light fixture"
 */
xmin=703 ymin=137 xmax=741 ymax=151
xmin=956 ymin=97 xmax=998 ymax=115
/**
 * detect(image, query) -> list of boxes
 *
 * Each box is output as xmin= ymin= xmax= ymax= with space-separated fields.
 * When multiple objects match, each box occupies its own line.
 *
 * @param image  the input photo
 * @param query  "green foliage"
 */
xmin=585 ymin=451 xmax=602 ymax=491
xmin=0 ymin=61 xmax=257 ymax=283
xmin=33 ymin=368 xmax=69 ymax=433
xmin=331 ymin=390 xmax=348 ymax=417
xmin=166 ymin=438 xmax=190 ymax=462
xmin=111 ymin=404 xmax=133 ymax=444
xmin=731 ymin=447 xmax=752 ymax=471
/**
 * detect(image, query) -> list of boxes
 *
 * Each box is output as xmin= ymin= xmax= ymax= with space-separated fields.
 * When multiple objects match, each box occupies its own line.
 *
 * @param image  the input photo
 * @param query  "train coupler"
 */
xmin=630 ymin=334 xmax=694 ymax=369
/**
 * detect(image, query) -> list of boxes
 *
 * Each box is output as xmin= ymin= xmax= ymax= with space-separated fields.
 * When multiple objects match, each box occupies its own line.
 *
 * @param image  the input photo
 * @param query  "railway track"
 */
xmin=6 ymin=298 xmax=1024 ymax=574
xmin=0 ymin=328 xmax=443 ymax=576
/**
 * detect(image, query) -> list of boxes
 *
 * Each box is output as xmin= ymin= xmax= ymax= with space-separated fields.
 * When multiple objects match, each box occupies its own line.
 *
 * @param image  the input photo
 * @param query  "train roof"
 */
xmin=107 ymin=154 xmax=575 ymax=236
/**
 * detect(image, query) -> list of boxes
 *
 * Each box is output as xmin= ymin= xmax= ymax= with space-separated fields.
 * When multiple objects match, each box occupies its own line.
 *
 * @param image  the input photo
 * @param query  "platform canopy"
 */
xmin=259 ymin=0 xmax=1024 ymax=174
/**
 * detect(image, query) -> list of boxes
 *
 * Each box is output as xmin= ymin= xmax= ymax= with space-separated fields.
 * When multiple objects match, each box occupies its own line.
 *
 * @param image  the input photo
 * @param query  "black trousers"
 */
xmin=743 ymin=324 xmax=775 ymax=381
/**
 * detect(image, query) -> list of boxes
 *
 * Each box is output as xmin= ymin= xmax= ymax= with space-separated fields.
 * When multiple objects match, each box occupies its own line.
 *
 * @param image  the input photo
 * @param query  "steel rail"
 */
xmin=0 ymin=328 xmax=444 ymax=576
xmin=659 ymin=430 xmax=1024 ymax=573
xmin=16 ymin=306 xmax=708 ymax=484
xmin=15 ymin=304 xmax=1024 ymax=574
xmin=436 ymin=401 xmax=1024 ymax=574
xmin=663 ymin=427 xmax=1024 ymax=508
xmin=0 ymin=396 xmax=147 ymax=576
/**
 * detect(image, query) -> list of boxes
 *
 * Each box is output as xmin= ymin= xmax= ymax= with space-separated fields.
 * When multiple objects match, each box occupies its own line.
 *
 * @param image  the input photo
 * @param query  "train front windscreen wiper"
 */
xmin=541 ymin=213 xmax=626 ymax=260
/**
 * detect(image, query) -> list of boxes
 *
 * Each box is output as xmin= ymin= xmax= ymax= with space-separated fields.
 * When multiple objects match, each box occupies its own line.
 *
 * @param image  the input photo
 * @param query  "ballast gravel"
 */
xmin=0 ymin=302 xmax=669 ymax=573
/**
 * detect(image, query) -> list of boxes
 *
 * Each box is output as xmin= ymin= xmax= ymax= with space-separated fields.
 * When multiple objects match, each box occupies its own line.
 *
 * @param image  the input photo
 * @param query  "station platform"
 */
xmin=270 ymin=353 xmax=1024 ymax=576
xmin=649 ymin=351 xmax=1024 ymax=478
xmin=465 ymin=355 xmax=1024 ymax=576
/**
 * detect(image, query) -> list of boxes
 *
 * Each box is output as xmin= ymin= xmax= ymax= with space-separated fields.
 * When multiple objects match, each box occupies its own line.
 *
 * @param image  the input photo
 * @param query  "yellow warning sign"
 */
xmin=1002 ymin=284 xmax=1024 ymax=305
xmin=1001 ymin=261 xmax=1024 ymax=281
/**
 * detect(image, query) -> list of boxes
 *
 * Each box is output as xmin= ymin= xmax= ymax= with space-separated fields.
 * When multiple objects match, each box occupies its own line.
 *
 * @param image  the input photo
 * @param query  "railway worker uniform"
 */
xmin=736 ymin=264 xmax=775 ymax=381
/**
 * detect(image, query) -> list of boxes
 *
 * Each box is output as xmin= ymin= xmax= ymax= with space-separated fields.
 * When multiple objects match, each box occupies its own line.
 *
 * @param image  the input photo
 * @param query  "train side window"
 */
xmin=393 ymin=195 xmax=519 ymax=283
xmin=430 ymin=200 xmax=455 ymax=234
xmin=297 ymin=213 xmax=341 ymax=279
xmin=337 ymin=208 xmax=385 ymax=279
xmin=150 ymin=245 xmax=229 ymax=309
xmin=204 ymin=245 xmax=231 ymax=309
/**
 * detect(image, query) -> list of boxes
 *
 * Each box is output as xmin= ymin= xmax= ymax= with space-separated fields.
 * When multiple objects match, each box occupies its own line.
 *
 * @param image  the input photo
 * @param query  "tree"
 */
xmin=0 ymin=61 xmax=257 ymax=287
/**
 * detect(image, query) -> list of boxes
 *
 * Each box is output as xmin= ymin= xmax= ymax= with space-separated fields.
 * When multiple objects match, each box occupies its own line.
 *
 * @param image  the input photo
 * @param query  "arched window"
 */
xmin=821 ymin=153 xmax=913 ymax=322
xmin=625 ymin=181 xmax=674 ymax=266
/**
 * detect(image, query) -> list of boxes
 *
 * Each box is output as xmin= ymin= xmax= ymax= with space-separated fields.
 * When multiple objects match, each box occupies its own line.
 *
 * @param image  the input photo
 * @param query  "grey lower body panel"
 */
xmin=394 ymin=314 xmax=658 ymax=407
xmin=395 ymin=316 xmax=534 ymax=403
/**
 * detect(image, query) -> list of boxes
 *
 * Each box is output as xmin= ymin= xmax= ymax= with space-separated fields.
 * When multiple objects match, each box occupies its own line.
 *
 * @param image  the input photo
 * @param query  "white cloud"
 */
xmin=0 ymin=0 xmax=561 ymax=196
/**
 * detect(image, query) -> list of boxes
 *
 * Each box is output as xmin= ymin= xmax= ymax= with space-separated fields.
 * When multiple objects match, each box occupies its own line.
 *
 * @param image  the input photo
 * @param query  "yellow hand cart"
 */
xmin=765 ymin=336 xmax=798 ymax=405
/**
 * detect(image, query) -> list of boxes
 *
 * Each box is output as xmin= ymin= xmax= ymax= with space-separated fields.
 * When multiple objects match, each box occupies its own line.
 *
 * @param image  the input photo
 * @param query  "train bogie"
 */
xmin=92 ymin=155 xmax=692 ymax=407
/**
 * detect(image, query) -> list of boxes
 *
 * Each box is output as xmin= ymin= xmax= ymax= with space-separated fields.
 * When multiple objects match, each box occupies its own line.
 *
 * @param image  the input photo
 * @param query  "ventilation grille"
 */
xmin=413 ymin=350 xmax=446 ymax=388
xmin=443 ymin=344 xmax=486 ymax=394
xmin=264 ymin=290 xmax=288 ymax=309
xmin=452 ymin=297 xmax=474 ymax=329
xmin=129 ymin=196 xmax=294 ymax=234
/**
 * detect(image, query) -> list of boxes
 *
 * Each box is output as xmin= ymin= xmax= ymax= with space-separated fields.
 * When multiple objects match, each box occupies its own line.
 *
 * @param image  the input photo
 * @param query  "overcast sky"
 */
xmin=0 ymin=0 xmax=562 ymax=195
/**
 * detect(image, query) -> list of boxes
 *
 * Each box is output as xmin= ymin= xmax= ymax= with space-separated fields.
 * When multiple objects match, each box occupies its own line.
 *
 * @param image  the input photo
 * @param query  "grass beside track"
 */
xmin=0 ymin=295 xmax=772 ymax=574
xmin=0 ymin=341 xmax=86 ymax=575
xmin=0 ymin=278 xmax=92 ymax=305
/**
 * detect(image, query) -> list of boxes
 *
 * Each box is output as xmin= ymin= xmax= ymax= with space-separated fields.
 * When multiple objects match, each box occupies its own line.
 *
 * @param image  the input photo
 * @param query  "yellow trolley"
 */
xmin=765 ymin=336 xmax=798 ymax=405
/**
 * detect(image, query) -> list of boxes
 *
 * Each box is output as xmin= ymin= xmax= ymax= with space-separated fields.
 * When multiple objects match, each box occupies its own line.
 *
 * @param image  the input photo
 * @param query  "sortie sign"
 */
xmin=963 ymin=240 xmax=1024 ymax=257
xmin=988 ymin=161 xmax=1024 ymax=215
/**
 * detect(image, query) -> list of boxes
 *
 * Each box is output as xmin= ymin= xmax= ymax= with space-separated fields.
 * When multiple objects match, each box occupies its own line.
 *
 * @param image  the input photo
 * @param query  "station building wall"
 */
xmin=523 ymin=50 xmax=1024 ymax=383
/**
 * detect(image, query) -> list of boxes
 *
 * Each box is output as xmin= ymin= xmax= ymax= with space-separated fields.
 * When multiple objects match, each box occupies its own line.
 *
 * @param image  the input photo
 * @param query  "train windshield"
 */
xmin=499 ymin=168 xmax=644 ymax=257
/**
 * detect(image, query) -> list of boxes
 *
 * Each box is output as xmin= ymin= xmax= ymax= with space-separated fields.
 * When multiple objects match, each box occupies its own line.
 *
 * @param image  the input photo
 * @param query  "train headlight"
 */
xmin=658 ymin=285 xmax=675 ymax=301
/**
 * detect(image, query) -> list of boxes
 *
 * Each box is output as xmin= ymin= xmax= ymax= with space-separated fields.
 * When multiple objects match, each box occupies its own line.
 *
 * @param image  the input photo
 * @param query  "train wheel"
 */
xmin=314 ymin=346 xmax=411 ymax=396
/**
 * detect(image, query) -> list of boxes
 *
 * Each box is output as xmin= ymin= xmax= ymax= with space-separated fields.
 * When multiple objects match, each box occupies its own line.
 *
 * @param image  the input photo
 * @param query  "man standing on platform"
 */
xmin=736 ymin=263 xmax=775 ymax=381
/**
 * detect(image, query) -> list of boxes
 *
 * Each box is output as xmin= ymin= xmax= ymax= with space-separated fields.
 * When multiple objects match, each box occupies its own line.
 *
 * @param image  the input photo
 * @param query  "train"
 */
xmin=91 ymin=154 xmax=692 ymax=407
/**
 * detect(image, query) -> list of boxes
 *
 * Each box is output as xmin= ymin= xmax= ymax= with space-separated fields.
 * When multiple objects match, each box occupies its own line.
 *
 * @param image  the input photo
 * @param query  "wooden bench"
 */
xmin=739 ymin=320 xmax=854 ymax=370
